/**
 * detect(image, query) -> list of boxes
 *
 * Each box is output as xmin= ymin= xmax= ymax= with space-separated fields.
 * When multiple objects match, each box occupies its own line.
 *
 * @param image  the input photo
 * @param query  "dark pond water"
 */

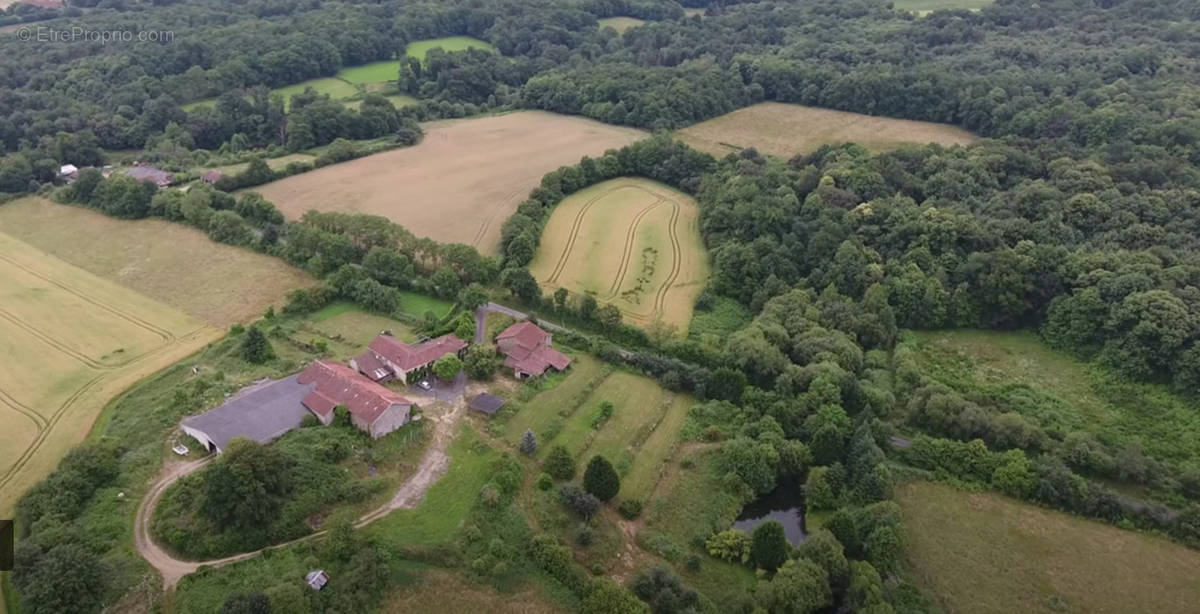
xmin=732 ymin=480 xmax=807 ymax=545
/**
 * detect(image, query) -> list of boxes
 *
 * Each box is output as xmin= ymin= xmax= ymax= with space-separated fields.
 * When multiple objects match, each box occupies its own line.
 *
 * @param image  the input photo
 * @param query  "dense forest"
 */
xmin=8 ymin=0 xmax=1200 ymax=613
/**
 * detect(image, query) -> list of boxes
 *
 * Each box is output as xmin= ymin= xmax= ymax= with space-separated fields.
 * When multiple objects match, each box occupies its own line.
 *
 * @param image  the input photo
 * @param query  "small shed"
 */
xmin=469 ymin=393 xmax=505 ymax=416
xmin=305 ymin=570 xmax=329 ymax=591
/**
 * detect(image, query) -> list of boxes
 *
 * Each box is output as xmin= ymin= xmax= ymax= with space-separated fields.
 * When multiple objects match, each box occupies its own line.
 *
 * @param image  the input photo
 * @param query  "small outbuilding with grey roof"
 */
xmin=468 ymin=393 xmax=505 ymax=416
xmin=180 ymin=374 xmax=316 ymax=454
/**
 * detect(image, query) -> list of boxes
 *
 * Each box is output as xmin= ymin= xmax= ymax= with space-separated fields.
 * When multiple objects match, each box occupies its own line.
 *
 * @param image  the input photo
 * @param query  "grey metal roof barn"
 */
xmin=468 ymin=393 xmax=505 ymax=416
xmin=180 ymin=374 xmax=316 ymax=453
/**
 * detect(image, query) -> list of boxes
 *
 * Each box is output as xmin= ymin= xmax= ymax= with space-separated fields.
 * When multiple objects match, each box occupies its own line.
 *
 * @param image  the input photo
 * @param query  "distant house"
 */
xmin=201 ymin=170 xmax=223 ymax=185
xmin=351 ymin=333 xmax=467 ymax=385
xmin=125 ymin=164 xmax=174 ymax=188
xmin=305 ymin=570 xmax=329 ymax=591
xmin=469 ymin=393 xmax=505 ymax=417
xmin=57 ymin=164 xmax=78 ymax=184
xmin=298 ymin=360 xmax=414 ymax=439
xmin=180 ymin=375 xmax=315 ymax=454
xmin=496 ymin=322 xmax=571 ymax=379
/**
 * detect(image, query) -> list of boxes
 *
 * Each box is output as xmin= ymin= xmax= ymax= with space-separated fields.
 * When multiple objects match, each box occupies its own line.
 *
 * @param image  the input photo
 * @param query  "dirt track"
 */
xmin=255 ymin=112 xmax=647 ymax=255
xmin=134 ymin=392 xmax=469 ymax=589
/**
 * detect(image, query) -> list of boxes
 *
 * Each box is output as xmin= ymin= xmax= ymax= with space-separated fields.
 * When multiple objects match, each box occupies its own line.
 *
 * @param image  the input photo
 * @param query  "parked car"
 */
xmin=418 ymin=379 xmax=432 ymax=390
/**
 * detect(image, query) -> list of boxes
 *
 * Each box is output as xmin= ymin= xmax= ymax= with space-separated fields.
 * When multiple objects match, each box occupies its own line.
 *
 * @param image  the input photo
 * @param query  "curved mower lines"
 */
xmin=0 ymin=248 xmax=213 ymax=502
xmin=535 ymin=179 xmax=703 ymax=331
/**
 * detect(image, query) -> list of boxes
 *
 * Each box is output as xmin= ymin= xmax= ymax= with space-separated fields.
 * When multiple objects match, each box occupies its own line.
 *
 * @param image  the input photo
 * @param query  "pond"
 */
xmin=732 ymin=479 xmax=807 ymax=545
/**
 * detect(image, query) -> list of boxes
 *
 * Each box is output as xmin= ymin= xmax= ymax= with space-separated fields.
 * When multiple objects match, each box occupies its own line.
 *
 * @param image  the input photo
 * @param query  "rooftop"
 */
xmin=369 ymin=333 xmax=466 ymax=371
xmin=298 ymin=360 xmax=411 ymax=425
xmin=468 ymin=393 xmax=506 ymax=415
xmin=181 ymin=374 xmax=315 ymax=452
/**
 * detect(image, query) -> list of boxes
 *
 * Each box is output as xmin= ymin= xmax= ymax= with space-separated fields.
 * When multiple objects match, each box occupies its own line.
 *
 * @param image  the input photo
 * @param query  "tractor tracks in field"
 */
xmin=606 ymin=199 xmax=665 ymax=298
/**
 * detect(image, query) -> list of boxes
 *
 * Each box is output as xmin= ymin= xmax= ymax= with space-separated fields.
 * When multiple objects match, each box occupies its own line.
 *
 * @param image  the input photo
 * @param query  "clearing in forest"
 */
xmin=893 ymin=0 xmax=993 ymax=14
xmin=598 ymin=17 xmax=645 ymax=33
xmin=528 ymin=177 xmax=708 ymax=332
xmin=675 ymin=102 xmax=977 ymax=159
xmin=0 ymin=230 xmax=220 ymax=516
xmin=504 ymin=355 xmax=694 ymax=500
xmin=898 ymin=480 xmax=1200 ymax=614
xmin=254 ymin=112 xmax=647 ymax=255
xmin=405 ymin=36 xmax=496 ymax=62
xmin=0 ymin=198 xmax=314 ymax=327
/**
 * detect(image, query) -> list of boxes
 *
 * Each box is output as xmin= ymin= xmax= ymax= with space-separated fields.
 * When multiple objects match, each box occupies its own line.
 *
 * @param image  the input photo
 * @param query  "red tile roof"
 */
xmin=497 ymin=322 xmax=570 ymax=376
xmin=353 ymin=351 xmax=390 ymax=381
xmin=496 ymin=321 xmax=550 ymax=350
xmin=368 ymin=334 xmax=466 ymax=372
xmin=298 ymin=360 xmax=410 ymax=426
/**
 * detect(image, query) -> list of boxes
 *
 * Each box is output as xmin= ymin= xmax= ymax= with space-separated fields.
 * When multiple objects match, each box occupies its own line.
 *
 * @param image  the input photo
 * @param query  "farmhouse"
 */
xmin=496 ymin=322 xmax=571 ymax=378
xmin=352 ymin=333 xmax=467 ymax=384
xmin=298 ymin=360 xmax=414 ymax=439
xmin=180 ymin=375 xmax=315 ymax=454
xmin=125 ymin=164 xmax=174 ymax=188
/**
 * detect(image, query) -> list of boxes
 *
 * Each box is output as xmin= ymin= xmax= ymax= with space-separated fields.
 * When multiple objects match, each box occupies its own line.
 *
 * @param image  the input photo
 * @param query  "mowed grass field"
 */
xmin=0 ymin=231 xmax=220 ymax=516
xmin=0 ymin=198 xmax=315 ymax=327
xmin=597 ymin=16 xmax=645 ymax=33
xmin=254 ymin=112 xmax=647 ymax=255
xmin=898 ymin=481 xmax=1200 ymax=613
xmin=405 ymin=36 xmax=496 ymax=62
xmin=675 ymin=102 xmax=977 ymax=159
xmin=504 ymin=355 xmax=694 ymax=500
xmin=528 ymin=177 xmax=708 ymax=332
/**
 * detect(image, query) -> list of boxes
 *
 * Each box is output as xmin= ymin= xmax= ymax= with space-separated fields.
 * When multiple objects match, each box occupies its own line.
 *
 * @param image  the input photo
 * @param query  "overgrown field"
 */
xmin=0 ymin=198 xmax=315 ymax=327
xmin=898 ymin=480 xmax=1200 ymax=613
xmin=0 ymin=230 xmax=219 ymax=516
xmin=405 ymin=36 xmax=496 ymax=62
xmin=528 ymin=177 xmax=708 ymax=332
xmin=906 ymin=330 xmax=1200 ymax=473
xmin=597 ymin=17 xmax=645 ymax=33
xmin=501 ymin=354 xmax=694 ymax=501
xmin=675 ymin=102 xmax=977 ymax=159
xmin=254 ymin=112 xmax=646 ymax=255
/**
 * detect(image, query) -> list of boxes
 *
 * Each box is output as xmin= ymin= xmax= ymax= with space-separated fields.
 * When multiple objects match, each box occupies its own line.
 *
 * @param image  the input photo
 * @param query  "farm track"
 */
xmin=0 ymin=309 xmax=111 ymax=370
xmin=606 ymin=199 xmax=664 ymax=298
xmin=648 ymin=199 xmax=683 ymax=323
xmin=471 ymin=186 xmax=526 ymax=250
xmin=0 ymin=252 xmax=175 ymax=342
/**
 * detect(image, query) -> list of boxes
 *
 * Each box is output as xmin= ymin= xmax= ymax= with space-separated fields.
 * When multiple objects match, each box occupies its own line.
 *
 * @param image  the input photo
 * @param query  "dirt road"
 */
xmin=135 ymin=393 xmax=468 ymax=589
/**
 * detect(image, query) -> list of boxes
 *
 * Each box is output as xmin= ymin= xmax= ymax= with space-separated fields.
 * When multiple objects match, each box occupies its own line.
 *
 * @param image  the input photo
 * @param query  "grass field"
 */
xmin=405 ymin=36 xmax=496 ymax=62
xmin=183 ymin=57 xmax=414 ymax=112
xmin=0 ymin=230 xmax=220 ymax=516
xmin=908 ymin=330 xmax=1200 ymax=470
xmin=898 ymin=480 xmax=1200 ymax=614
xmin=383 ymin=569 xmax=568 ymax=614
xmin=683 ymin=8 xmax=705 ymax=17
xmin=675 ymin=102 xmax=977 ymax=159
xmin=0 ymin=198 xmax=314 ymax=327
xmin=338 ymin=60 xmax=401 ymax=84
xmin=309 ymin=302 xmax=419 ymax=347
xmin=504 ymin=356 xmax=694 ymax=500
xmin=528 ymin=177 xmax=708 ymax=332
xmin=344 ymin=94 xmax=418 ymax=110
xmin=894 ymin=0 xmax=993 ymax=13
xmin=597 ymin=17 xmax=645 ymax=33
xmin=254 ymin=112 xmax=647 ymax=255
xmin=198 ymin=153 xmax=316 ymax=177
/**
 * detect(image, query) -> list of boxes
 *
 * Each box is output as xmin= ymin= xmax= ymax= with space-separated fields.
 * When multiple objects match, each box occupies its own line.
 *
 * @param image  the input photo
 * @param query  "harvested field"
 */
xmin=0 ymin=198 xmax=315 ymax=328
xmin=528 ymin=177 xmax=708 ymax=332
xmin=598 ymin=16 xmax=645 ymax=33
xmin=675 ymin=102 xmax=977 ymax=159
xmin=344 ymin=94 xmax=417 ymax=110
xmin=199 ymin=153 xmax=316 ymax=177
xmin=0 ymin=230 xmax=219 ymax=515
xmin=898 ymin=480 xmax=1200 ymax=614
xmin=254 ymin=112 xmax=647 ymax=255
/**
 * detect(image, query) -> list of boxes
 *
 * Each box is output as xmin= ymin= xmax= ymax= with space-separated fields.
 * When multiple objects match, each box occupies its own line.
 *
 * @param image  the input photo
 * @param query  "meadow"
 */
xmin=528 ymin=177 xmax=709 ymax=332
xmin=597 ymin=17 xmax=645 ymax=33
xmin=898 ymin=480 xmax=1200 ymax=613
xmin=0 ymin=230 xmax=219 ymax=516
xmin=254 ymin=112 xmax=647 ymax=255
xmin=0 ymin=198 xmax=314 ymax=327
xmin=675 ymin=102 xmax=977 ymax=159
xmin=908 ymin=330 xmax=1200 ymax=471
xmin=502 ymin=355 xmax=694 ymax=501
xmin=198 ymin=153 xmax=316 ymax=177
xmin=405 ymin=36 xmax=496 ymax=62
